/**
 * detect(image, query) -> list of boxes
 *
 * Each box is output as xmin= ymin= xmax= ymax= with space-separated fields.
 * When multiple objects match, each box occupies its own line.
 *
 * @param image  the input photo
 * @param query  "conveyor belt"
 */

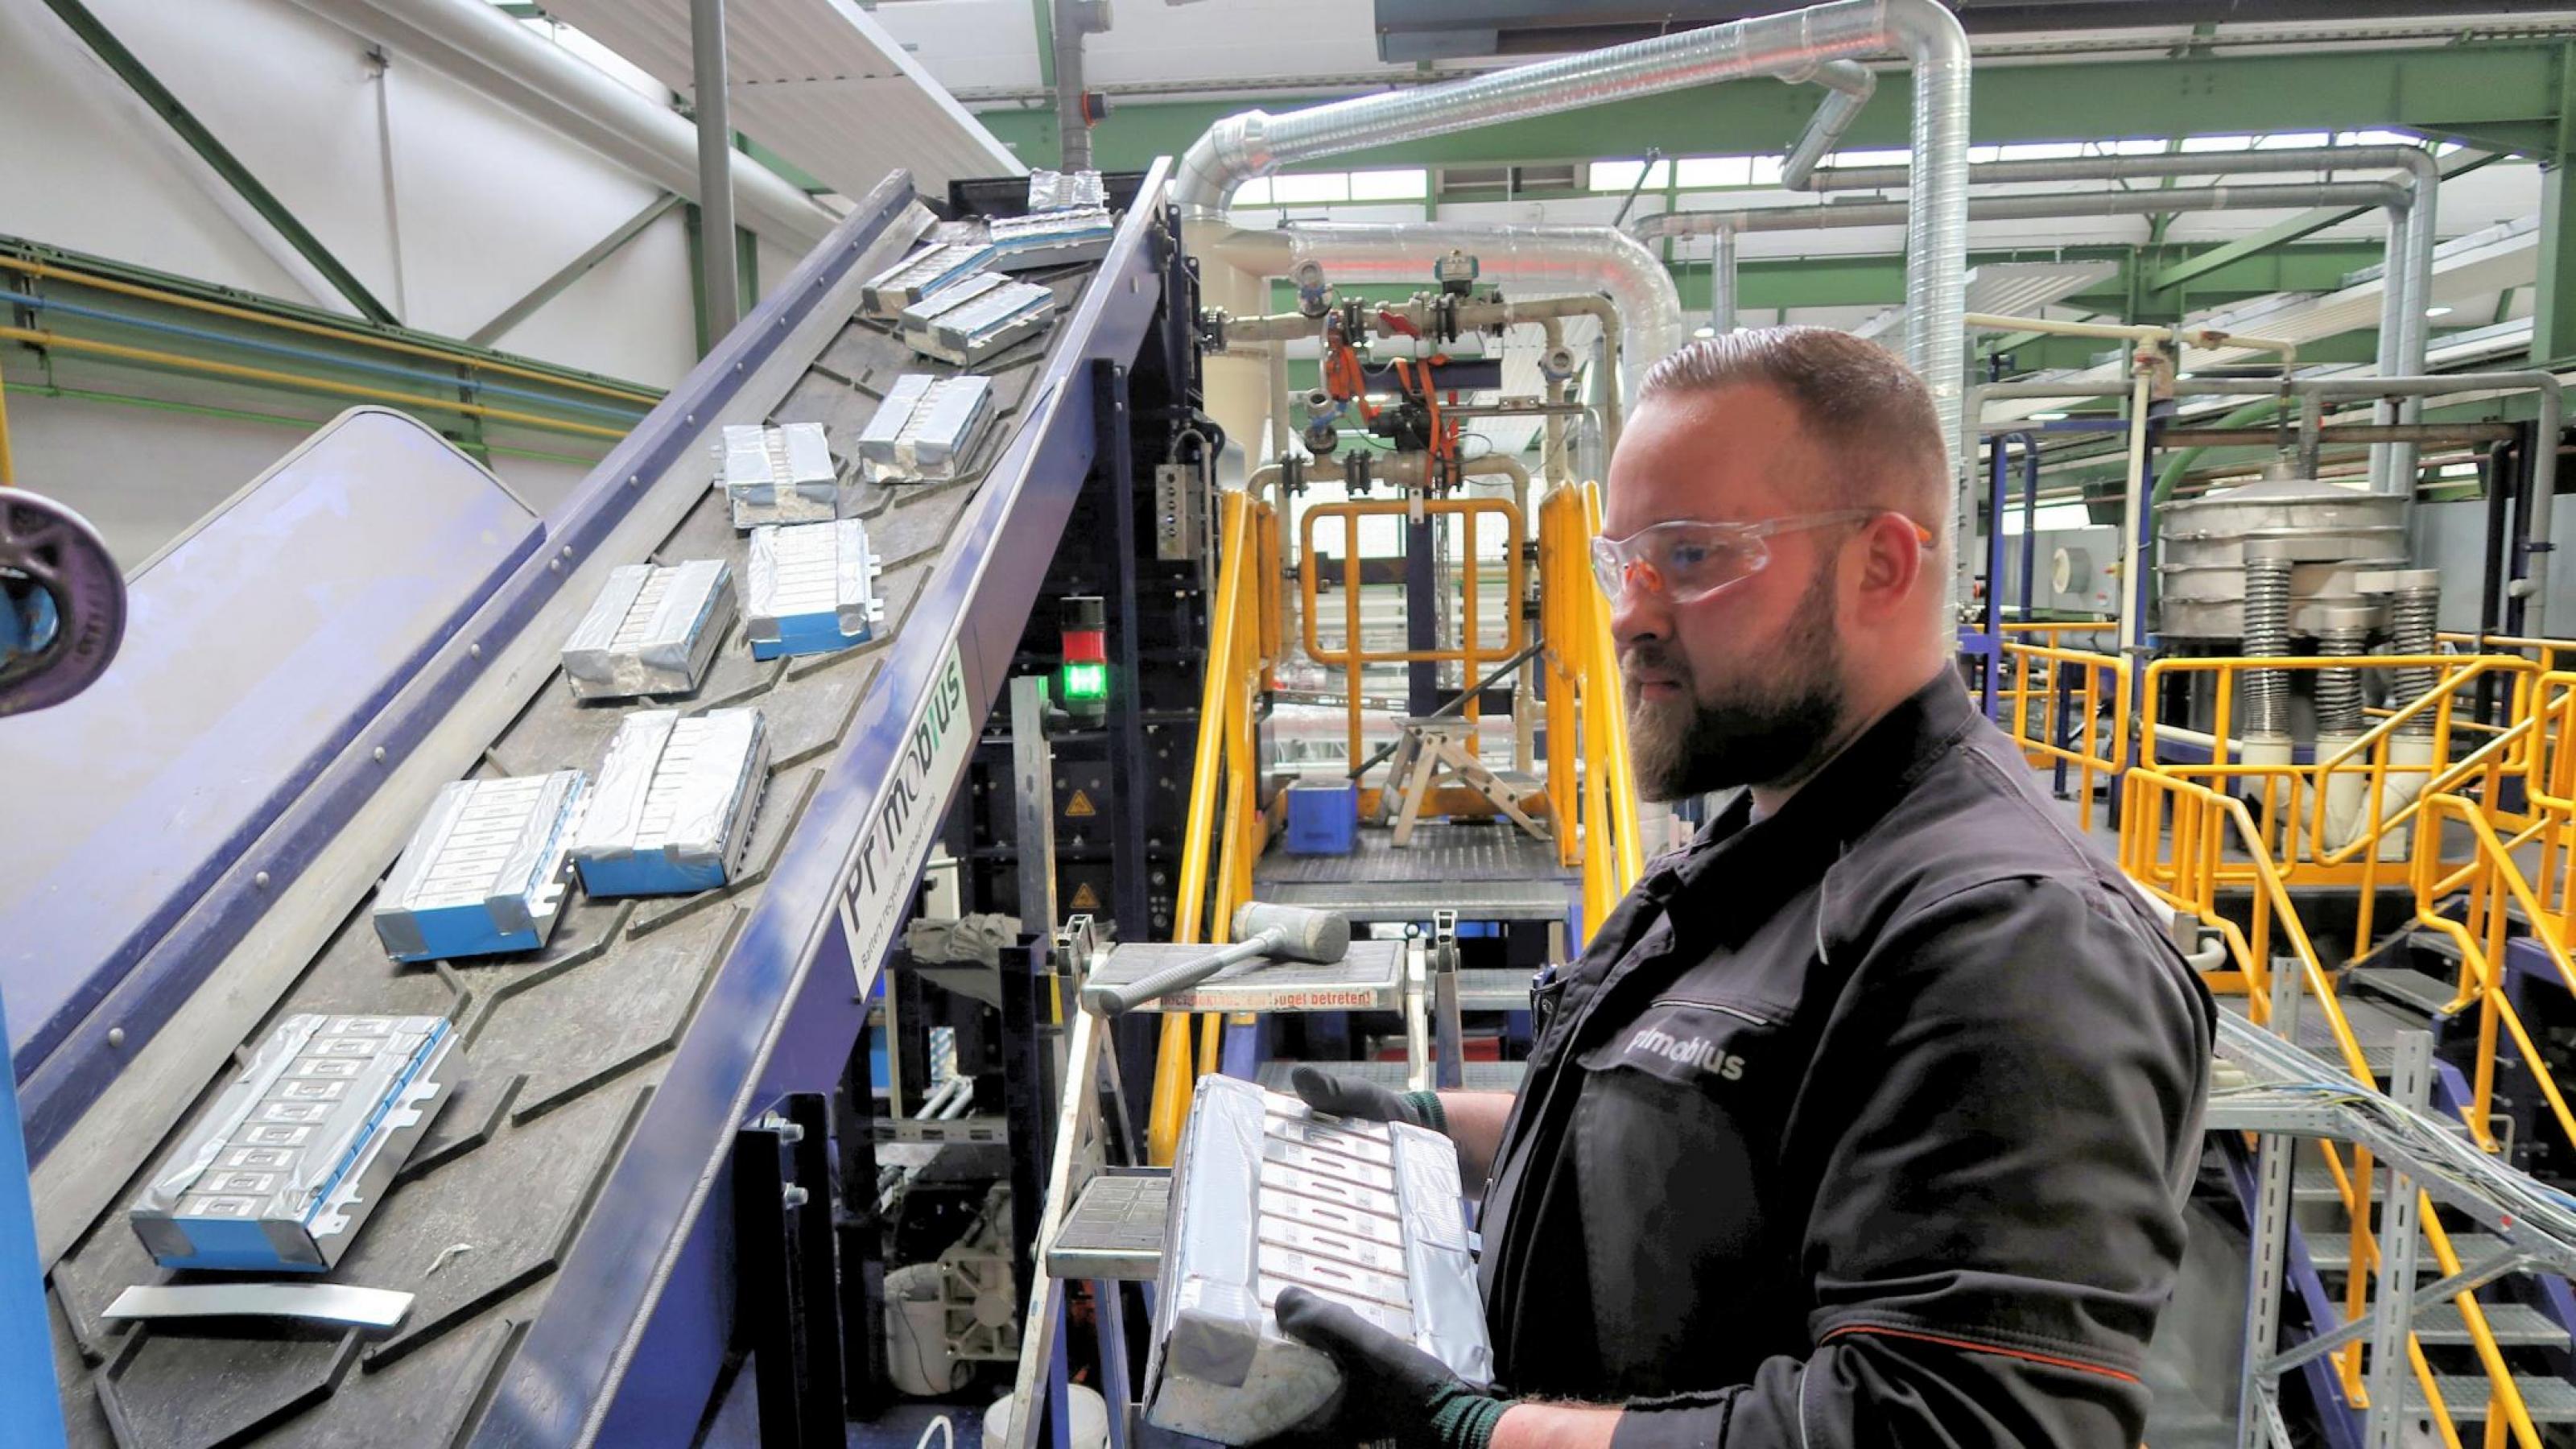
xmin=39 ymin=165 xmax=1179 ymax=1447
xmin=1252 ymin=823 xmax=1576 ymax=924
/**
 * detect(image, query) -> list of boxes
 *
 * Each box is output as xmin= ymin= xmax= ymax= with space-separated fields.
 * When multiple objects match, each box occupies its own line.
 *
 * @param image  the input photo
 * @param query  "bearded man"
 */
xmin=1276 ymin=327 xmax=2214 ymax=1449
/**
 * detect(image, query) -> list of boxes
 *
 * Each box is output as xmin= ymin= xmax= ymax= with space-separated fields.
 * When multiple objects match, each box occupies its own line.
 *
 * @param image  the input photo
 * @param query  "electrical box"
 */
xmin=1154 ymin=462 xmax=1206 ymax=562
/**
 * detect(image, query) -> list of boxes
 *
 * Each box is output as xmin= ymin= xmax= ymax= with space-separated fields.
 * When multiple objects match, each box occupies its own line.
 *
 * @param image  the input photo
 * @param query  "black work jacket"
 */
xmin=1477 ymin=674 xmax=2213 ymax=1448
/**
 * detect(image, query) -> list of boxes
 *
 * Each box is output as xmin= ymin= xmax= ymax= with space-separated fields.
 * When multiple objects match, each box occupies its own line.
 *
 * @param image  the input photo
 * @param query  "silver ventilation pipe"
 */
xmin=282 ymin=0 xmax=840 ymax=250
xmin=1176 ymin=0 xmax=1972 ymax=444
xmin=1794 ymin=143 xmax=2443 ymax=497
xmin=1779 ymin=59 xmax=1876 ymax=190
xmin=1708 ymin=226 xmax=1740 ymax=334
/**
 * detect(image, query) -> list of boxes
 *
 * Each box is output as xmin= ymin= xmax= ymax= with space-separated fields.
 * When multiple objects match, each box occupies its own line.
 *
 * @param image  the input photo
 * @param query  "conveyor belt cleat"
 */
xmin=746 ymin=518 xmax=885 ymax=660
xmin=373 ymin=771 xmax=584 ymax=962
xmin=901 ymin=273 xmax=1058 ymax=365
xmin=128 ymin=1013 xmax=464 ymax=1271
xmin=857 ymin=374 xmax=999 ymax=483
xmin=560 ymin=558 xmax=735 ymax=700
xmin=571 ymin=708 xmax=770 ymax=897
xmin=714 ymin=421 xmax=854 ymax=526
xmin=862 ymin=241 xmax=1001 ymax=318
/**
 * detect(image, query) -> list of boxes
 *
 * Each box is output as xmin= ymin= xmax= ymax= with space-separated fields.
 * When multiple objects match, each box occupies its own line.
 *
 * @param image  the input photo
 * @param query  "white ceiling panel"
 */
xmin=546 ymin=0 xmax=1023 ymax=201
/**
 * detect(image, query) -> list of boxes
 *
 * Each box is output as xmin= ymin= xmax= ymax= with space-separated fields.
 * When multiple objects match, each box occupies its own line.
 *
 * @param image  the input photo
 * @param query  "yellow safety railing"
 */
xmin=1147 ymin=487 xmax=1278 ymax=1165
xmin=2119 ymin=770 xmax=2511 ymax=1443
xmin=1995 ymin=638 xmax=2130 ymax=832
xmin=1535 ymin=482 xmax=1643 ymax=936
xmin=1301 ymin=497 xmax=1526 ymax=765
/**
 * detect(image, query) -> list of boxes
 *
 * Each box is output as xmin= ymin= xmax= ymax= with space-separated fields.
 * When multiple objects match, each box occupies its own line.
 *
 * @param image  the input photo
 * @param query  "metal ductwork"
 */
xmin=1779 ymin=59 xmax=1876 ymax=190
xmin=1788 ymin=143 xmax=2443 ymax=494
xmin=1633 ymin=181 xmax=2410 ymax=237
xmin=280 ymin=0 xmax=841 ymax=250
xmin=1177 ymin=0 xmax=1971 ymax=445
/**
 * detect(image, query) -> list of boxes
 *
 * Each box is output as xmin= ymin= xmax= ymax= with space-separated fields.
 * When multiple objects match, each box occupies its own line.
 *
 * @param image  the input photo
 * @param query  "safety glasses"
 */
xmin=1590 ymin=510 xmax=1932 ymax=606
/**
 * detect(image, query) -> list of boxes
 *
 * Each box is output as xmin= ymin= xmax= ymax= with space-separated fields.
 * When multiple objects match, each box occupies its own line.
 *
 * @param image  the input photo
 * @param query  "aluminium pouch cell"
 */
xmin=745 ymin=518 xmax=885 ymax=661
xmin=900 ymin=274 xmax=1058 ymax=366
xmin=128 ymin=1013 xmax=465 ymax=1272
xmin=986 ymin=207 xmax=1117 ymax=273
xmin=856 ymin=374 xmax=999 ymax=484
xmin=716 ymin=421 xmax=856 ymax=527
xmin=372 ymin=770 xmax=584 ymax=963
xmin=1025 ymin=168 xmax=1108 ymax=213
xmin=1143 ymin=1075 xmax=1490 ymax=1446
xmin=559 ymin=558 xmax=736 ymax=701
xmin=569 ymin=708 xmax=770 ymax=898
xmin=861 ymin=241 xmax=1001 ymax=318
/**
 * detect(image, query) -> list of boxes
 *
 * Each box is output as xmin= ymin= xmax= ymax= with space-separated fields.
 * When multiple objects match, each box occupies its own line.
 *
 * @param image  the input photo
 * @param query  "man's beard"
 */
xmin=1622 ymin=560 xmax=1847 ymax=802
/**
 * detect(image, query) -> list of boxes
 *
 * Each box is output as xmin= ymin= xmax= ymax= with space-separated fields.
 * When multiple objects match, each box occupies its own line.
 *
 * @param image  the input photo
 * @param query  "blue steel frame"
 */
xmin=20 ymin=174 xmax=920 ymax=1163
xmin=477 ymin=160 xmax=1180 ymax=1445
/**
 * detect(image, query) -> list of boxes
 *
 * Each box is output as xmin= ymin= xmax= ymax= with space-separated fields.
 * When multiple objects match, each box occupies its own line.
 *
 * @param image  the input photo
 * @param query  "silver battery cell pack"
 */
xmin=128 ymin=1013 xmax=464 ymax=1272
xmin=372 ymin=771 xmax=584 ymax=962
xmin=900 ymin=273 xmax=1057 ymax=365
xmin=856 ymin=374 xmax=998 ymax=483
xmin=1026 ymin=168 xmax=1108 ymax=212
xmin=1143 ymin=1075 xmax=1491 ymax=1445
xmin=861 ymin=241 xmax=1000 ymax=317
xmin=988 ymin=208 xmax=1117 ymax=272
xmin=569 ymin=708 xmax=770 ymax=897
xmin=716 ymin=421 xmax=852 ymax=527
xmin=560 ymin=559 xmax=735 ymax=700
xmin=745 ymin=518 xmax=886 ymax=660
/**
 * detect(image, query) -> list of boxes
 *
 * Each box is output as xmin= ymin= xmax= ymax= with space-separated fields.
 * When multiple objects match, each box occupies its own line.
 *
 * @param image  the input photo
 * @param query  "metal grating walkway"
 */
xmin=1254 ymin=822 xmax=1575 ymax=924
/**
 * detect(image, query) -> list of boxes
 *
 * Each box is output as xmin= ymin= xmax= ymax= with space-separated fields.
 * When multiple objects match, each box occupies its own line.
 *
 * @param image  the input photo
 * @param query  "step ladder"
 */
xmin=1373 ymin=716 xmax=1549 ymax=847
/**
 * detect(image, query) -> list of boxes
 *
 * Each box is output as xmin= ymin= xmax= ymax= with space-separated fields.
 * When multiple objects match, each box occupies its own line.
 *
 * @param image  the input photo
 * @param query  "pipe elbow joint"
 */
xmin=1174 ymin=109 xmax=1276 ymax=217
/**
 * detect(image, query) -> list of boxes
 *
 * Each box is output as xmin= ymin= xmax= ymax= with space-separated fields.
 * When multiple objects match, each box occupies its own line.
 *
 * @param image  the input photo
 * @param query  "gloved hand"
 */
xmin=1274 ymin=1287 xmax=1506 ymax=1449
xmin=1289 ymin=1064 xmax=1447 ymax=1135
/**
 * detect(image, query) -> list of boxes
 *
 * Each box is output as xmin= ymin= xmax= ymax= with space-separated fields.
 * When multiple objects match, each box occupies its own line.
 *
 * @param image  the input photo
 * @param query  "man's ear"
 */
xmin=1847 ymin=511 xmax=1927 ymax=622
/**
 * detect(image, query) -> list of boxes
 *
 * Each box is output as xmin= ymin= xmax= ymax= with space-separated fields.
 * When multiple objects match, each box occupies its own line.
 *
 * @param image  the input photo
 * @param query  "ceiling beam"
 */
xmin=980 ymin=40 xmax=2565 ymax=175
xmin=2145 ymin=147 xmax=2499 ymax=293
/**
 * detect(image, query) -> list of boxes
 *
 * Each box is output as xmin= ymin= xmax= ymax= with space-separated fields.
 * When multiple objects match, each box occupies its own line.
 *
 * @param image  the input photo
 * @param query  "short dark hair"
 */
xmin=1637 ymin=325 xmax=1947 ymax=521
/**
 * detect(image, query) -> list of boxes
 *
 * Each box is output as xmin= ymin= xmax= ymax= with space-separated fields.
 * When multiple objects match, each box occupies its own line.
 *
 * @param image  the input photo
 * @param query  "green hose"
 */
xmin=2152 ymin=398 xmax=2281 ymax=507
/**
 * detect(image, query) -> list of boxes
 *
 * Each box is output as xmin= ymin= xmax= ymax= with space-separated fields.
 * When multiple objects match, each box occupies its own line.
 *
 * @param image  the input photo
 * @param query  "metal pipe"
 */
xmin=1174 ymin=0 xmax=1971 ymax=440
xmin=1051 ymin=0 xmax=1092 ymax=173
xmin=2173 ymin=424 xmax=2516 ymax=447
xmin=280 ymin=0 xmax=838 ymax=250
xmin=1708 ymin=226 xmax=1739 ymax=333
xmin=1633 ymin=181 xmax=2409 ymax=237
xmin=690 ymin=0 xmax=739 ymax=342
xmin=1778 ymin=58 xmax=1876 ymax=191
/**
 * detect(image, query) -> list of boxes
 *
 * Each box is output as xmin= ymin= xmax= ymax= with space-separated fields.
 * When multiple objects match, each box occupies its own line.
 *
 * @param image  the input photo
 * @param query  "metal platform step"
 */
xmin=2408 ymin=1373 xmax=2576 ymax=1422
xmin=1256 ymin=822 xmax=1575 ymax=925
xmin=1046 ymin=1171 xmax=1168 ymax=1280
xmin=2347 ymin=966 xmax=2459 ymax=1021
xmin=2304 ymin=1230 xmax=2505 ymax=1274
xmin=2413 ymin=1302 xmax=2570 ymax=1348
xmin=1458 ymin=968 xmax=1532 ymax=1011
xmin=2216 ymin=992 xmax=2426 ymax=1079
xmin=1254 ymin=1059 xmax=1530 ymax=1093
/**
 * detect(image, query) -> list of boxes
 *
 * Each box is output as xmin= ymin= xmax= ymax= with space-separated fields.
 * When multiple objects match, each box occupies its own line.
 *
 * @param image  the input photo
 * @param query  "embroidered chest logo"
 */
xmin=1627 ymin=1024 xmax=1746 ymax=1081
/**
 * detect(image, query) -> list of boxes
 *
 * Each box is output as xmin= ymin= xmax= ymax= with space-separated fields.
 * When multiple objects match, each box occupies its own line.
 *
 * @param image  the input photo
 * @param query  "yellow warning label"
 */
xmin=1070 ymin=882 xmax=1102 ymax=910
xmin=1066 ymin=789 xmax=1097 ymax=817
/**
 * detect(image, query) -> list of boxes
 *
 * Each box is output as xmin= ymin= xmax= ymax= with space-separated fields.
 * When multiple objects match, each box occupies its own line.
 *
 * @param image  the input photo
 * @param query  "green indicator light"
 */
xmin=1062 ymin=661 xmax=1108 ymax=702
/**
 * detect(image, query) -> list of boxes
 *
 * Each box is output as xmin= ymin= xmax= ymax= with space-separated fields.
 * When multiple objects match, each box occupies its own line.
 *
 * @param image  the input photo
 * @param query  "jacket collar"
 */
xmin=1657 ymin=670 xmax=1982 ymax=936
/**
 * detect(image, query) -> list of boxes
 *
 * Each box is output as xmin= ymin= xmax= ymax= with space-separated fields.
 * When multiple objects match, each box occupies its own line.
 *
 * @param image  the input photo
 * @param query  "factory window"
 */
xmin=1827 ymin=148 xmax=1911 ymax=167
xmin=1589 ymin=159 xmax=1674 ymax=192
xmin=1235 ymin=177 xmax=1274 ymax=205
xmin=2255 ymin=131 xmax=2333 ymax=150
xmin=1271 ymin=172 xmax=1350 ymax=204
xmin=1998 ymin=142 xmax=2087 ymax=160
xmin=2101 ymin=138 xmax=2172 ymax=155
xmin=1348 ymin=168 xmax=1430 ymax=200
xmin=1674 ymin=156 xmax=1752 ymax=188
xmin=1748 ymin=155 xmax=1785 ymax=185
xmin=2179 ymin=134 xmax=2256 ymax=153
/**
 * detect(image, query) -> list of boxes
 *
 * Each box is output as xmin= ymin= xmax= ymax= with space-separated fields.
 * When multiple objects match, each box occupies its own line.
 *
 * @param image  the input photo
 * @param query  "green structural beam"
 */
xmin=2147 ymin=149 xmax=2500 ymax=294
xmin=980 ymin=41 xmax=2568 ymax=175
xmin=39 ymin=0 xmax=398 ymax=326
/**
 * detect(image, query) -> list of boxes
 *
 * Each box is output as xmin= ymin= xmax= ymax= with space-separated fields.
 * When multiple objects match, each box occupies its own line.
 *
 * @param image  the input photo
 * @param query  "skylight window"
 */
xmin=1589 ymin=159 xmax=1674 ymax=192
xmin=1674 ymin=155 xmax=1752 ymax=188
xmin=1348 ymin=168 xmax=1429 ymax=200
xmin=1271 ymin=172 xmax=1348 ymax=204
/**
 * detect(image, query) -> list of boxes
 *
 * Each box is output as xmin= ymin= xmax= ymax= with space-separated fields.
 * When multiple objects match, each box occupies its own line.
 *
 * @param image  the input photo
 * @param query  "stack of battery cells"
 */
xmin=900 ymin=273 xmax=1057 ymax=365
xmin=128 ymin=1013 xmax=464 ymax=1271
xmin=716 ymin=422 xmax=852 ymax=527
xmin=560 ymin=559 xmax=735 ymax=700
xmin=746 ymin=518 xmax=884 ymax=660
xmin=989 ymin=207 xmax=1117 ymax=271
xmin=372 ymin=770 xmax=584 ymax=962
xmin=857 ymin=374 xmax=997 ymax=483
xmin=861 ymin=241 xmax=998 ymax=319
xmin=1142 ymin=1075 xmax=1492 ymax=1445
xmin=569 ymin=708 xmax=769 ymax=897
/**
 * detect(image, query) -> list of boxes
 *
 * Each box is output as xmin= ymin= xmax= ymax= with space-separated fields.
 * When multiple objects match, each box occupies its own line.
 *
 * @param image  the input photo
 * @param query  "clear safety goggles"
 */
xmin=1590 ymin=510 xmax=1931 ymax=606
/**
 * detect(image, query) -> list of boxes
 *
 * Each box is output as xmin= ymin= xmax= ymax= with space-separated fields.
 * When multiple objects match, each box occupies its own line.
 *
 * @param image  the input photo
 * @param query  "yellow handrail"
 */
xmin=1534 ymin=483 xmax=1642 ymax=935
xmin=2118 ymin=769 xmax=2529 ymax=1437
xmin=1582 ymin=484 xmax=1644 ymax=905
xmin=1996 ymin=638 xmax=2130 ymax=830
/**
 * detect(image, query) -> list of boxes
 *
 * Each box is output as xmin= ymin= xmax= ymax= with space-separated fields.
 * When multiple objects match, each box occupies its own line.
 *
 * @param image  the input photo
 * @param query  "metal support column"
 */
xmin=1094 ymin=361 xmax=1152 ymax=940
xmin=2534 ymin=154 xmax=2576 ymax=368
xmin=2364 ymin=1032 xmax=2432 ymax=1447
xmin=1013 ymin=675 xmax=1060 ymax=931
xmin=835 ymin=1033 xmax=890 ymax=1420
xmin=2239 ymin=963 xmax=2305 ymax=1449
xmin=732 ymin=1098 xmax=846 ymax=1449
xmin=691 ymin=0 xmax=741 ymax=344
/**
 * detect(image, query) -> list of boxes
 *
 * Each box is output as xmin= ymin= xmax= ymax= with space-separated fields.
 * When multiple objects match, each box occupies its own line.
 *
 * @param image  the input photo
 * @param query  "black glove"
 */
xmin=1289 ymin=1064 xmax=1447 ymax=1135
xmin=1274 ymin=1287 xmax=1506 ymax=1449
